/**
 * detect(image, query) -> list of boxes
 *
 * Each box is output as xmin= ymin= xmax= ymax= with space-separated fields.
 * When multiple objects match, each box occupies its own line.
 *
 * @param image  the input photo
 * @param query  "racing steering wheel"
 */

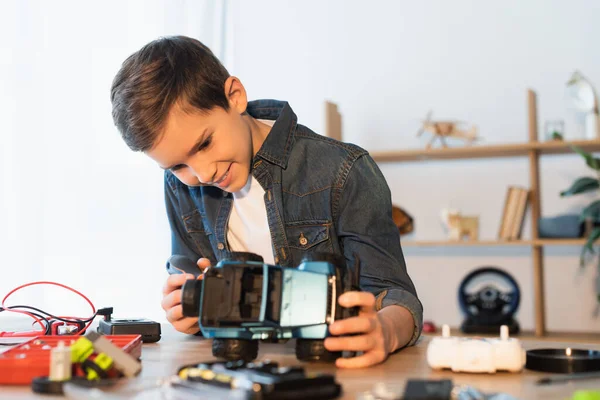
xmin=458 ymin=266 xmax=520 ymax=333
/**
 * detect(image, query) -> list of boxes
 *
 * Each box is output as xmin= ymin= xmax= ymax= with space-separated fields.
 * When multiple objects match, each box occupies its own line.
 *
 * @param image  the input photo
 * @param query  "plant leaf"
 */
xmin=554 ymin=133 xmax=600 ymax=170
xmin=580 ymin=227 xmax=600 ymax=267
xmin=581 ymin=200 xmax=600 ymax=222
xmin=560 ymin=177 xmax=600 ymax=196
xmin=576 ymin=148 xmax=600 ymax=170
xmin=570 ymin=144 xmax=600 ymax=170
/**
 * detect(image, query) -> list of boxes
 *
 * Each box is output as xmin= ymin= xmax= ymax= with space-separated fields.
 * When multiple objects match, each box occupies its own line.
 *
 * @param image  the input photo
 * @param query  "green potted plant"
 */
xmin=553 ymin=132 xmax=600 ymax=268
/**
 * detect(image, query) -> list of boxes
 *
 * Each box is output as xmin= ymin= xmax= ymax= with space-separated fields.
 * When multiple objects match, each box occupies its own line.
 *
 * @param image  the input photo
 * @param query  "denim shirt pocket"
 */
xmin=285 ymin=221 xmax=333 ymax=264
xmin=182 ymin=209 xmax=215 ymax=261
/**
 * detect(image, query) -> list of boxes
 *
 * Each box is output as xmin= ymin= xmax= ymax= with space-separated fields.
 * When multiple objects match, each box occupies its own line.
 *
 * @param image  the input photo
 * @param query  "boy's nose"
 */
xmin=193 ymin=168 xmax=216 ymax=185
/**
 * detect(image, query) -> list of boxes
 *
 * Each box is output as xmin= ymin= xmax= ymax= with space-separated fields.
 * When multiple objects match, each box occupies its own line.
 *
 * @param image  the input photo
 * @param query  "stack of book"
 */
xmin=498 ymin=186 xmax=530 ymax=240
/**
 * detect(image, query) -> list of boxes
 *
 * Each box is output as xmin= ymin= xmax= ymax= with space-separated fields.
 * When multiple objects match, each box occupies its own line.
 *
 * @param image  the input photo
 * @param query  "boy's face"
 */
xmin=145 ymin=77 xmax=254 ymax=193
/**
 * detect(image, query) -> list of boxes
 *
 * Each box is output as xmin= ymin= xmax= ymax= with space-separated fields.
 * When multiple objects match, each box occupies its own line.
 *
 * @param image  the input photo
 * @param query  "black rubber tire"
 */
xmin=212 ymin=338 xmax=259 ymax=362
xmin=295 ymin=339 xmax=341 ymax=362
xmin=223 ymin=252 xmax=264 ymax=263
xmin=300 ymin=252 xmax=345 ymax=268
xmin=181 ymin=279 xmax=202 ymax=317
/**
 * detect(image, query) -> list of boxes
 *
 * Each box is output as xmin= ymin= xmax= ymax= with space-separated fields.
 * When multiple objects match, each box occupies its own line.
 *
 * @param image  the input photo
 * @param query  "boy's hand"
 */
xmin=161 ymin=258 xmax=211 ymax=334
xmin=324 ymin=291 xmax=388 ymax=369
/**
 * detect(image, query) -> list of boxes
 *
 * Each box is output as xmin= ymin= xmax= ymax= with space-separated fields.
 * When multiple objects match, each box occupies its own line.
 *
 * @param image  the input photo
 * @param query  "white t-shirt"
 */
xmin=226 ymin=119 xmax=275 ymax=264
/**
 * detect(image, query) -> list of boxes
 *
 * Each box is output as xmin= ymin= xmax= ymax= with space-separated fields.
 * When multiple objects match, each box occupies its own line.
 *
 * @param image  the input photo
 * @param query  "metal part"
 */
xmin=49 ymin=340 xmax=71 ymax=382
xmin=328 ymin=276 xmax=337 ymax=324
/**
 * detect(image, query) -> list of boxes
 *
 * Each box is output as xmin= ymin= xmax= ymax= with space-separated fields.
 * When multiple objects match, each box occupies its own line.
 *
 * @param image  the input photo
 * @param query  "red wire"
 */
xmin=1 ymin=281 xmax=96 ymax=336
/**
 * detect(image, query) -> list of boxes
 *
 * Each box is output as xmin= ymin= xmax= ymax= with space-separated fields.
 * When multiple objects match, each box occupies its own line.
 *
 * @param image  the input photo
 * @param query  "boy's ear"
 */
xmin=224 ymin=76 xmax=247 ymax=114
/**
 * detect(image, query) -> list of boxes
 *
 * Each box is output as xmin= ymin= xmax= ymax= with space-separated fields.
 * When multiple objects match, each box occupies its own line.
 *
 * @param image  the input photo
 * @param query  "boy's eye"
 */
xmin=197 ymin=134 xmax=212 ymax=152
xmin=169 ymin=134 xmax=213 ymax=172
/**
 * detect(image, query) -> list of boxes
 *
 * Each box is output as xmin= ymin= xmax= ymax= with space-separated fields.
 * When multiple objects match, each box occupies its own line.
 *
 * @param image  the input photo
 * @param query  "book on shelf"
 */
xmin=498 ymin=186 xmax=529 ymax=240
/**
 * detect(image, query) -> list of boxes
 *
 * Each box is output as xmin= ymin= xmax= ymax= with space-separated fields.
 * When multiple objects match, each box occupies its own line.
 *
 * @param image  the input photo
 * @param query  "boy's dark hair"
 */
xmin=110 ymin=36 xmax=230 ymax=152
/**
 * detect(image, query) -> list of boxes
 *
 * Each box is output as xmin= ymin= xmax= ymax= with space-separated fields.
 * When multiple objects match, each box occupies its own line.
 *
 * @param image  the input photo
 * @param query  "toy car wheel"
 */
xmin=295 ymin=339 xmax=341 ymax=362
xmin=300 ymin=252 xmax=345 ymax=268
xmin=212 ymin=338 xmax=259 ymax=362
xmin=223 ymin=252 xmax=264 ymax=263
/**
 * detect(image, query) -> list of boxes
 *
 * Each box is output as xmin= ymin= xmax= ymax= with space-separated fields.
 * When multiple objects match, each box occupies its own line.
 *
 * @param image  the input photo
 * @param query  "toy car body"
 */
xmin=177 ymin=252 xmax=359 ymax=362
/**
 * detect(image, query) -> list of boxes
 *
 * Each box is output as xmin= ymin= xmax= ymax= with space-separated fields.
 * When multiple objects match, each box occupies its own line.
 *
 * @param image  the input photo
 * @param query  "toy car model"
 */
xmin=175 ymin=251 xmax=360 ymax=362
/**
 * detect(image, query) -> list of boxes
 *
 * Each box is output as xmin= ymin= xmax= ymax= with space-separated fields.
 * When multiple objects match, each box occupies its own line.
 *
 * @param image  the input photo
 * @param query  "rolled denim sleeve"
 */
xmin=334 ymin=154 xmax=423 ymax=347
xmin=164 ymin=172 xmax=202 ymax=275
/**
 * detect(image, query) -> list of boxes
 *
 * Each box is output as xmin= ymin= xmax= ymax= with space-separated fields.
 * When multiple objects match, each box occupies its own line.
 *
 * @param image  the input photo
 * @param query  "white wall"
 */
xmin=0 ymin=1 xmax=226 ymax=327
xmin=2 ymin=1 xmax=599 ymax=335
xmin=229 ymin=0 xmax=600 ymax=332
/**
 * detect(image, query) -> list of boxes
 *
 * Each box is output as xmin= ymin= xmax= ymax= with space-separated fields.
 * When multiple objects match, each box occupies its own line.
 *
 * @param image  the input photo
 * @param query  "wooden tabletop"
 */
xmin=3 ymin=324 xmax=600 ymax=399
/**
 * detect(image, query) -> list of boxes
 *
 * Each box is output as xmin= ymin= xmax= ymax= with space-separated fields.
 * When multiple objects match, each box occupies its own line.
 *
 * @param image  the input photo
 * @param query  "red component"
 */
xmin=1 ymin=280 xmax=97 ymax=336
xmin=0 ymin=335 xmax=142 ymax=385
xmin=48 ymin=320 xmax=82 ymax=335
xmin=423 ymin=320 xmax=437 ymax=333
xmin=0 ymin=331 xmax=43 ymax=338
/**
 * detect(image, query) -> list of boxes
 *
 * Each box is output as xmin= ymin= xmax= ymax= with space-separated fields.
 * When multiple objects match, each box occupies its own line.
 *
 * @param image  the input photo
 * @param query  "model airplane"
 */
xmin=417 ymin=111 xmax=479 ymax=149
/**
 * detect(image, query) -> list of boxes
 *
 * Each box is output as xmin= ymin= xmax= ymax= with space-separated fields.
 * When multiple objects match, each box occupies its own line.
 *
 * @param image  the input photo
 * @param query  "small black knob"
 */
xmin=168 ymin=255 xmax=201 ymax=276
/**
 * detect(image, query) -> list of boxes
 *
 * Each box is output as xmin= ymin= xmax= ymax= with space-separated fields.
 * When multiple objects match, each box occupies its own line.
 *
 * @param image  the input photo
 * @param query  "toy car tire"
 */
xmin=295 ymin=339 xmax=341 ymax=362
xmin=212 ymin=338 xmax=259 ymax=362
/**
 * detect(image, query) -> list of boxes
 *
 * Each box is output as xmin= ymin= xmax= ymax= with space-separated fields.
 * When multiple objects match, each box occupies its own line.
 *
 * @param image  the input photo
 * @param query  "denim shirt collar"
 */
xmin=246 ymin=100 xmax=297 ymax=169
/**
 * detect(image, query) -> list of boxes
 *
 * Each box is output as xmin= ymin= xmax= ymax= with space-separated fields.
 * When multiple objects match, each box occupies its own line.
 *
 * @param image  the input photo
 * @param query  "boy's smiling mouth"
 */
xmin=214 ymin=163 xmax=232 ymax=187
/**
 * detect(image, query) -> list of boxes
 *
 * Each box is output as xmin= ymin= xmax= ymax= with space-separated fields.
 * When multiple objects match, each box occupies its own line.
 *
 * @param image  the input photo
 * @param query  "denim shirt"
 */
xmin=163 ymin=100 xmax=423 ymax=346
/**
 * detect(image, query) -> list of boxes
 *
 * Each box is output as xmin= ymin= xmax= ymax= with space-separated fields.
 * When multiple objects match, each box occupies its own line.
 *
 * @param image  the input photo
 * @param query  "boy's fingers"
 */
xmin=161 ymin=289 xmax=182 ymax=311
xmin=324 ymin=335 xmax=375 ymax=352
xmin=166 ymin=304 xmax=184 ymax=322
xmin=335 ymin=350 xmax=386 ymax=369
xmin=338 ymin=291 xmax=376 ymax=313
xmin=329 ymin=316 xmax=376 ymax=336
xmin=197 ymin=258 xmax=211 ymax=271
xmin=163 ymin=274 xmax=195 ymax=295
xmin=168 ymin=305 xmax=199 ymax=333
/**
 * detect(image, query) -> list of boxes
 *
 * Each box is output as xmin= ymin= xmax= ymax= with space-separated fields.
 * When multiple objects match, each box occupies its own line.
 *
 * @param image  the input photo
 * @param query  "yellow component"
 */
xmin=178 ymin=368 xmax=189 ymax=380
xmin=200 ymin=369 xmax=216 ymax=380
xmin=95 ymin=353 xmax=113 ymax=370
xmin=71 ymin=337 xmax=94 ymax=363
xmin=71 ymin=337 xmax=115 ymax=381
xmin=85 ymin=353 xmax=114 ymax=381
xmin=86 ymin=367 xmax=99 ymax=381
xmin=572 ymin=391 xmax=600 ymax=400
xmin=214 ymin=373 xmax=232 ymax=384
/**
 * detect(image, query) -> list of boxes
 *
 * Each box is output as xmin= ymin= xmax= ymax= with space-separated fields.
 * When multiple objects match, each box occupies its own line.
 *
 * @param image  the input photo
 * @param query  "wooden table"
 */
xmin=3 ymin=325 xmax=600 ymax=399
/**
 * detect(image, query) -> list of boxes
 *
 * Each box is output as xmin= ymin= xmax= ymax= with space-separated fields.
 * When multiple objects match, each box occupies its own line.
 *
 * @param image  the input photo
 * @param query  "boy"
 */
xmin=110 ymin=36 xmax=422 ymax=368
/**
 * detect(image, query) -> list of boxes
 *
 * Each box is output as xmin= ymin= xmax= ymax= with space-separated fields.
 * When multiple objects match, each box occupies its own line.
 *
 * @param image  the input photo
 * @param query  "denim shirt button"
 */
xmin=217 ymin=242 xmax=225 ymax=250
xmin=299 ymin=233 xmax=308 ymax=246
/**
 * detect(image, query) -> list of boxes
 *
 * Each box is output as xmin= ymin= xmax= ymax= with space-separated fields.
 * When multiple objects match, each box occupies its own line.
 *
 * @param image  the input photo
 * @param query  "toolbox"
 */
xmin=0 ymin=335 xmax=142 ymax=385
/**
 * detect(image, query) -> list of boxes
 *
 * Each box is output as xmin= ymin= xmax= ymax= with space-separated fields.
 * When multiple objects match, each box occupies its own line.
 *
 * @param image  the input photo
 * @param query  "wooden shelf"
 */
xmin=370 ymin=139 xmax=600 ymax=163
xmin=534 ymin=238 xmax=587 ymax=246
xmin=401 ymin=239 xmax=587 ymax=247
xmin=367 ymin=90 xmax=597 ymax=338
xmin=402 ymin=240 xmax=534 ymax=247
xmin=537 ymin=139 xmax=600 ymax=155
